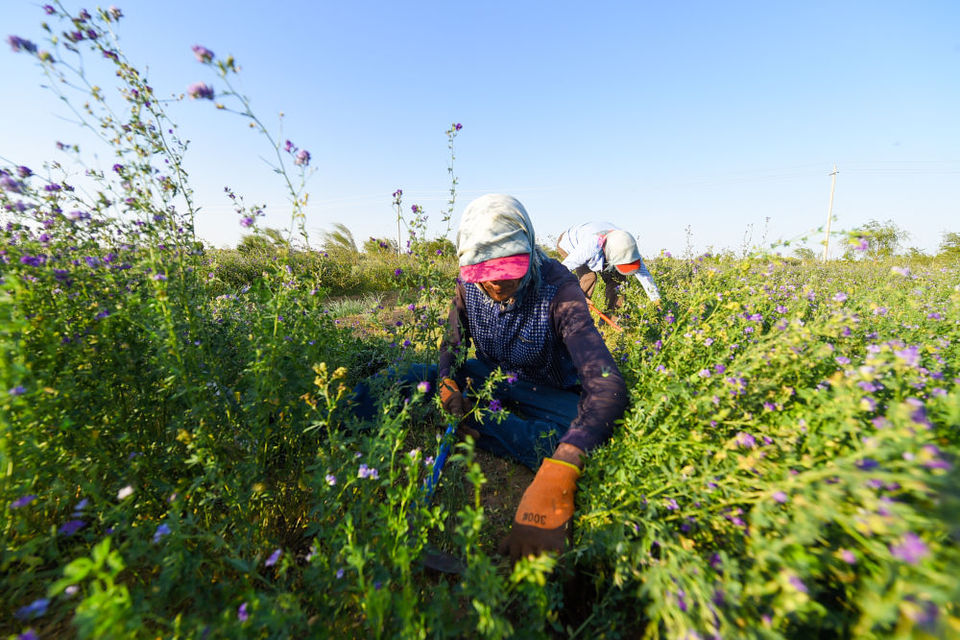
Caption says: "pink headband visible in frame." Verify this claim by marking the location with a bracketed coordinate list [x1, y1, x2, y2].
[459, 253, 530, 283]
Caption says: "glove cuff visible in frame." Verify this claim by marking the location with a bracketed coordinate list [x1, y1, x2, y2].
[543, 457, 582, 478]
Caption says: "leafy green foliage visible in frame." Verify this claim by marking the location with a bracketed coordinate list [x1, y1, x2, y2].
[2, 6, 958, 640]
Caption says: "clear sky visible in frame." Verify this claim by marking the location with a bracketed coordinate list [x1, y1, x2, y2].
[4, 1, 959, 257]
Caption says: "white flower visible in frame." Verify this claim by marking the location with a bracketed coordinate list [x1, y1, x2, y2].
[117, 485, 134, 500]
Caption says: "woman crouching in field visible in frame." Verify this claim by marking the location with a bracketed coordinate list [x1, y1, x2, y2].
[354, 194, 627, 560]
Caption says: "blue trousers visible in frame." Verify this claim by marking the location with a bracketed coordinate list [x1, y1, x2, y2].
[351, 359, 580, 470]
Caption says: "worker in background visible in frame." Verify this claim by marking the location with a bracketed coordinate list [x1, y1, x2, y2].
[556, 222, 660, 319]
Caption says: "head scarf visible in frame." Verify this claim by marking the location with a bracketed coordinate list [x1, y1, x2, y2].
[457, 194, 546, 301]
[603, 229, 642, 267]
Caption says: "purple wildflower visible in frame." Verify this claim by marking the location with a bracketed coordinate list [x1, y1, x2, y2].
[666, 498, 679, 511]
[15, 598, 49, 620]
[187, 82, 214, 100]
[294, 149, 311, 167]
[735, 432, 756, 449]
[839, 548, 856, 564]
[788, 575, 808, 594]
[59, 519, 86, 535]
[833, 292, 848, 303]
[454, 123, 462, 131]
[325, 474, 336, 486]
[19, 630, 39, 640]
[152, 523, 171, 543]
[772, 491, 788, 504]
[237, 602, 248, 622]
[505, 371, 518, 384]
[488, 399, 503, 412]
[191, 45, 214, 63]
[357, 464, 379, 479]
[43, 5, 55, 14]
[889, 533, 929, 564]
[7, 35, 38, 54]
[8, 385, 26, 396]
[394, 268, 403, 277]
[240, 216, 254, 227]
[10, 494, 36, 508]
[265, 548, 282, 567]
[416, 380, 431, 394]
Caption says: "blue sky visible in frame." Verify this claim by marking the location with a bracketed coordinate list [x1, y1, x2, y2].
[3, 1, 959, 256]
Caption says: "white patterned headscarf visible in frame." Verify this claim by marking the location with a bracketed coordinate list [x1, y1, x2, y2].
[457, 194, 546, 298]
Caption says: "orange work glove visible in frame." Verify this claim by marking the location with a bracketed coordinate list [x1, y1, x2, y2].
[439, 378, 471, 417]
[438, 378, 479, 438]
[498, 458, 580, 562]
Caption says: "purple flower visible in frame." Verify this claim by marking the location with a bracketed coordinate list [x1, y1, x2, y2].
[15, 598, 49, 620]
[59, 519, 86, 536]
[839, 548, 856, 564]
[454, 123, 462, 131]
[152, 523, 171, 543]
[294, 149, 311, 167]
[394, 268, 403, 277]
[187, 82, 214, 100]
[735, 432, 756, 449]
[237, 602, 249, 622]
[505, 371, 518, 384]
[19, 630, 39, 640]
[357, 464, 379, 479]
[284, 140, 296, 153]
[856, 458, 879, 471]
[416, 380, 431, 394]
[698, 368, 711, 378]
[788, 575, 808, 594]
[890, 533, 929, 564]
[7, 35, 38, 54]
[325, 474, 336, 486]
[8, 385, 26, 396]
[43, 4, 55, 14]
[488, 399, 502, 413]
[240, 216, 254, 227]
[772, 491, 788, 504]
[666, 498, 679, 511]
[833, 292, 848, 303]
[11, 494, 37, 508]
[108, 6, 123, 19]
[191, 45, 214, 63]
[265, 548, 282, 567]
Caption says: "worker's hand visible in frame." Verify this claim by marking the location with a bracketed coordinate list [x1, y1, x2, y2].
[498, 458, 580, 562]
[438, 378, 468, 416]
[438, 378, 479, 437]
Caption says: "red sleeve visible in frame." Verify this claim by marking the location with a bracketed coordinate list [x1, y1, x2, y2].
[551, 280, 628, 452]
[438, 281, 470, 380]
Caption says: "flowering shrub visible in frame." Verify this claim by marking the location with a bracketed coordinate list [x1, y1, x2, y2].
[2, 5, 958, 640]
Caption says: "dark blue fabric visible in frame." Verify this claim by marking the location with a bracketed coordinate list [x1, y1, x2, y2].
[461, 281, 579, 390]
[350, 359, 580, 470]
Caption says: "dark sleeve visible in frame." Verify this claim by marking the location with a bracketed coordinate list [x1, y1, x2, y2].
[551, 280, 628, 452]
[438, 281, 471, 380]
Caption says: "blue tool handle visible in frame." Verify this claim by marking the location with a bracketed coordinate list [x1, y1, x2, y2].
[422, 423, 456, 502]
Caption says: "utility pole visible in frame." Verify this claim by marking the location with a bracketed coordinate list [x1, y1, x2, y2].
[821, 164, 839, 261]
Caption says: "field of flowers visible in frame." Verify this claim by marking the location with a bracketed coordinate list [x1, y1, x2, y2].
[3, 5, 959, 639]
